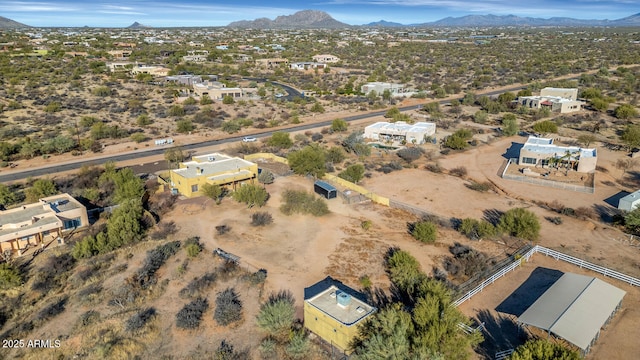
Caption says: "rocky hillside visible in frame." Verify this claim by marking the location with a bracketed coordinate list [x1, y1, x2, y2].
[228, 10, 349, 29]
[0, 16, 30, 29]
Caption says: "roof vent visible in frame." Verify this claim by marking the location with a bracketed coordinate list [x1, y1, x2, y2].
[329, 291, 336, 298]
[336, 291, 351, 307]
[356, 306, 365, 314]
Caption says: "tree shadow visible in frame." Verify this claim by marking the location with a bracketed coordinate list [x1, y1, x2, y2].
[616, 170, 640, 189]
[593, 204, 623, 223]
[362, 286, 391, 309]
[474, 309, 531, 359]
[495, 267, 563, 316]
[502, 142, 524, 160]
[483, 209, 504, 226]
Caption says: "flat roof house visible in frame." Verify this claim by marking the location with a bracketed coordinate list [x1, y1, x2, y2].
[304, 277, 376, 354]
[361, 82, 409, 97]
[364, 121, 436, 145]
[312, 54, 340, 63]
[517, 88, 583, 114]
[518, 136, 597, 173]
[0, 194, 89, 257]
[168, 153, 258, 198]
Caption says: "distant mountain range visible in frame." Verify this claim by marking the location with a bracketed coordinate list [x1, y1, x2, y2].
[228, 10, 349, 29]
[229, 10, 640, 28]
[0, 16, 30, 29]
[1, 10, 639, 29]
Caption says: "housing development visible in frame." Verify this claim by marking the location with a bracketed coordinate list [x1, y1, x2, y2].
[0, 8, 639, 360]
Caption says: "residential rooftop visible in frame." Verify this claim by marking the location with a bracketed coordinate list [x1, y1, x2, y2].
[366, 121, 436, 134]
[0, 195, 81, 227]
[305, 285, 376, 326]
[173, 154, 255, 179]
[523, 136, 596, 159]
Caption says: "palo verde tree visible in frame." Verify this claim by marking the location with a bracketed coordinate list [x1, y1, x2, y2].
[287, 144, 326, 178]
[338, 164, 365, 184]
[620, 124, 640, 151]
[231, 184, 269, 208]
[497, 208, 541, 241]
[509, 339, 580, 360]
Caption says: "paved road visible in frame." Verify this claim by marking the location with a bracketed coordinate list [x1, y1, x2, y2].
[0, 81, 538, 183]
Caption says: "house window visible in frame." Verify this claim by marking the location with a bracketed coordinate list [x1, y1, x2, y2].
[191, 184, 198, 192]
[522, 157, 537, 165]
[63, 218, 81, 229]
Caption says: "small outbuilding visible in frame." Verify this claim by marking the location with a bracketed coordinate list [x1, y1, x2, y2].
[618, 190, 640, 211]
[314, 180, 337, 199]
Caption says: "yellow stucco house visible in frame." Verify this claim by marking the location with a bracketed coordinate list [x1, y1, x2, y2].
[0, 194, 89, 257]
[168, 153, 258, 198]
[304, 277, 376, 355]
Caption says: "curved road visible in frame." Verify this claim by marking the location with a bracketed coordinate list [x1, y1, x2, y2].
[0, 82, 533, 183]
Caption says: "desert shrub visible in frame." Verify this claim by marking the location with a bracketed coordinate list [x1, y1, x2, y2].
[443, 243, 493, 279]
[361, 220, 372, 230]
[179, 272, 217, 298]
[359, 275, 372, 289]
[184, 236, 203, 258]
[546, 216, 563, 225]
[77, 283, 103, 303]
[78, 310, 100, 328]
[458, 218, 496, 240]
[176, 297, 208, 329]
[259, 337, 278, 359]
[248, 269, 269, 287]
[510, 339, 580, 360]
[258, 170, 275, 184]
[311, 133, 323, 142]
[35, 297, 68, 325]
[267, 131, 293, 149]
[126, 307, 157, 333]
[561, 207, 575, 216]
[397, 147, 424, 163]
[338, 164, 365, 183]
[256, 290, 296, 340]
[425, 163, 442, 173]
[547, 200, 566, 213]
[214, 340, 250, 360]
[218, 260, 241, 281]
[286, 330, 311, 359]
[0, 263, 22, 290]
[133, 241, 181, 289]
[216, 224, 231, 235]
[498, 208, 541, 241]
[466, 181, 492, 192]
[377, 161, 404, 173]
[449, 166, 467, 177]
[214, 288, 243, 326]
[410, 220, 438, 243]
[280, 189, 329, 216]
[251, 211, 273, 226]
[574, 206, 596, 220]
[150, 221, 178, 240]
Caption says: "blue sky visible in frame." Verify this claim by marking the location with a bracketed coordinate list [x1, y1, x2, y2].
[0, 0, 636, 27]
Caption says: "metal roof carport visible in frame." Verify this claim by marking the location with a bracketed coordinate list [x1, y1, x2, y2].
[517, 273, 626, 352]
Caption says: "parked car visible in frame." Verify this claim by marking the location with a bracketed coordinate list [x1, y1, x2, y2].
[242, 136, 257, 142]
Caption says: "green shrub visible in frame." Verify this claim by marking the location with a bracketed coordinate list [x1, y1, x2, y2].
[498, 208, 541, 241]
[280, 190, 329, 216]
[0, 263, 22, 289]
[411, 220, 438, 243]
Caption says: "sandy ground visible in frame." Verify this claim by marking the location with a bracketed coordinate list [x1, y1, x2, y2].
[363, 135, 640, 278]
